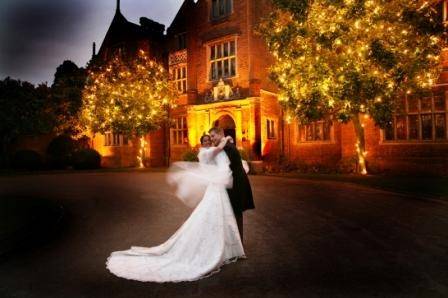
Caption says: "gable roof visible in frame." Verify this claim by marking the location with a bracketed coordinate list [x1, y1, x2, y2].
[97, 10, 146, 56]
[167, 0, 196, 35]
[97, 5, 166, 58]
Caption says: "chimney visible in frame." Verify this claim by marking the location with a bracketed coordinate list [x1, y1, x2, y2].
[92, 42, 96, 58]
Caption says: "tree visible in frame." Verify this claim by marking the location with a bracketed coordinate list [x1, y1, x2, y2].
[51, 60, 87, 136]
[0, 78, 54, 167]
[81, 50, 177, 167]
[259, 0, 446, 174]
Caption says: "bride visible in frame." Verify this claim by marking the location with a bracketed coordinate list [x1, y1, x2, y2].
[106, 134, 246, 282]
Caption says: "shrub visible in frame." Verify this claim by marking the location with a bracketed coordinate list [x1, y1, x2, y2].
[46, 135, 77, 169]
[75, 135, 91, 150]
[278, 155, 298, 172]
[182, 149, 199, 162]
[72, 148, 101, 170]
[337, 156, 358, 174]
[11, 150, 43, 170]
[238, 149, 251, 161]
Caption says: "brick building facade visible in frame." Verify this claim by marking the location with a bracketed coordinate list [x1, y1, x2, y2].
[87, 0, 448, 175]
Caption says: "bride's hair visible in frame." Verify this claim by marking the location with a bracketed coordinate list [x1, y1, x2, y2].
[208, 127, 224, 135]
[200, 134, 210, 144]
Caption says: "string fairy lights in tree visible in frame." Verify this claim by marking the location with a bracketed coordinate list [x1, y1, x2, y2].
[259, 0, 446, 174]
[81, 50, 178, 167]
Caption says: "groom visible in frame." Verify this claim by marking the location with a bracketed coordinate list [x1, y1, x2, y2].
[209, 127, 255, 243]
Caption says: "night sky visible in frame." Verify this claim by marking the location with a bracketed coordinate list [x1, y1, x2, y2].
[0, 0, 183, 85]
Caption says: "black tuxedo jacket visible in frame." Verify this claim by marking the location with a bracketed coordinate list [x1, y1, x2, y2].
[223, 143, 255, 214]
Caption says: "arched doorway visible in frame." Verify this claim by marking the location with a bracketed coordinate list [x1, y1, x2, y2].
[214, 115, 236, 144]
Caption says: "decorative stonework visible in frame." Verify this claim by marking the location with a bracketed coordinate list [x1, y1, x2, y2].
[204, 78, 242, 102]
[169, 49, 187, 66]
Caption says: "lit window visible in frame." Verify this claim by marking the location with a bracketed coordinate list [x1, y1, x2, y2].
[384, 92, 448, 142]
[104, 133, 129, 147]
[110, 42, 126, 59]
[209, 40, 236, 81]
[298, 120, 332, 142]
[267, 119, 276, 139]
[211, 0, 232, 20]
[172, 116, 188, 145]
[171, 65, 187, 94]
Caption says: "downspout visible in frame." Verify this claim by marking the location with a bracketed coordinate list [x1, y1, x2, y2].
[280, 106, 285, 158]
[166, 107, 171, 166]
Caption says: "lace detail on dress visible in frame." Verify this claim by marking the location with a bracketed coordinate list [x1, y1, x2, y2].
[105, 151, 245, 283]
[198, 147, 215, 165]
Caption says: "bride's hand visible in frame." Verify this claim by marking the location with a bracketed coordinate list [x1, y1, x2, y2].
[226, 136, 234, 143]
[212, 136, 231, 157]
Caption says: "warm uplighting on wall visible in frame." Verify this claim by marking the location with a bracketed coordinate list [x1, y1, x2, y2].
[186, 99, 255, 149]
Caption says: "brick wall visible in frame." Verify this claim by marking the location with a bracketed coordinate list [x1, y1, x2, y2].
[362, 117, 448, 175]
[148, 127, 168, 167]
[288, 121, 342, 169]
[250, 0, 277, 94]
[11, 133, 57, 156]
[191, 0, 251, 96]
[91, 133, 139, 168]
[90, 0, 448, 175]
[169, 105, 189, 162]
[167, 0, 276, 100]
[260, 91, 281, 161]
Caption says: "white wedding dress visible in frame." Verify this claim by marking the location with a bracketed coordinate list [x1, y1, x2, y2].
[106, 148, 246, 282]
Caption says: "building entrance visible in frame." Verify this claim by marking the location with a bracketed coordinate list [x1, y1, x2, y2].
[214, 115, 236, 144]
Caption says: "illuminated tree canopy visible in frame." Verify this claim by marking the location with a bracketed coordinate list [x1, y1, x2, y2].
[81, 50, 177, 138]
[259, 0, 446, 173]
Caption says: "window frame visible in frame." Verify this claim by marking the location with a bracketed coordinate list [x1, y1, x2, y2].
[171, 116, 189, 146]
[206, 37, 238, 82]
[110, 42, 126, 59]
[104, 132, 129, 147]
[175, 32, 187, 51]
[381, 91, 448, 143]
[171, 64, 188, 94]
[266, 119, 276, 139]
[210, 0, 233, 21]
[297, 120, 333, 143]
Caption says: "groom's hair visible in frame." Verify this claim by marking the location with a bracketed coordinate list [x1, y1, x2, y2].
[208, 127, 224, 135]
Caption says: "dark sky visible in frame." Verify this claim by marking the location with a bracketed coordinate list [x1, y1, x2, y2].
[0, 0, 183, 85]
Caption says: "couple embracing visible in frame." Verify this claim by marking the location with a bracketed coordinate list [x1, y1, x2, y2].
[106, 127, 255, 282]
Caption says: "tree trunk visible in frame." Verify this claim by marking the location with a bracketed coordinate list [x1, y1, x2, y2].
[352, 113, 368, 175]
[138, 135, 146, 168]
[165, 108, 171, 167]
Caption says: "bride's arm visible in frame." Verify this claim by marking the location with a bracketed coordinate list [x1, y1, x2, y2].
[210, 136, 232, 158]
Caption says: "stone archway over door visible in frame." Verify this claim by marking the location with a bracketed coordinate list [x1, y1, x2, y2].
[214, 115, 236, 145]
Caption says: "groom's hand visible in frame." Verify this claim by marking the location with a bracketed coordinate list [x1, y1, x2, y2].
[219, 137, 227, 144]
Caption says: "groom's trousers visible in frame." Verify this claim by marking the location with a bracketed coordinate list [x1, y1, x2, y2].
[235, 212, 243, 243]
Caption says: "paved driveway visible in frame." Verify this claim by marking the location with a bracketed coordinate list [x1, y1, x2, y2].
[0, 171, 447, 297]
